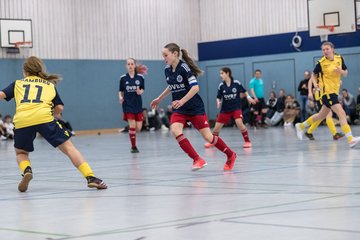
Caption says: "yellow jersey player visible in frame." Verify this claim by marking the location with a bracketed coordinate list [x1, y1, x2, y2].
[304, 72, 344, 140]
[295, 42, 360, 148]
[0, 56, 107, 192]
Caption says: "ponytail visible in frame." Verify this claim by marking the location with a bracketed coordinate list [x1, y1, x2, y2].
[164, 43, 203, 77]
[180, 49, 203, 77]
[24, 56, 62, 84]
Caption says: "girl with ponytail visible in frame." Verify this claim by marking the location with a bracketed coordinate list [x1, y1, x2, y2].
[151, 43, 237, 171]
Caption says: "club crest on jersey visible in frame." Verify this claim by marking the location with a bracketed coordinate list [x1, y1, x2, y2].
[232, 88, 237, 93]
[177, 75, 183, 83]
[135, 80, 140, 85]
[125, 81, 129, 84]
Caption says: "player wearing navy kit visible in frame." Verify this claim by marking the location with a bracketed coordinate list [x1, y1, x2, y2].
[204, 67, 255, 149]
[119, 58, 147, 153]
[151, 43, 237, 171]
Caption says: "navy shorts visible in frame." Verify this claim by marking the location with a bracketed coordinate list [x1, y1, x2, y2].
[321, 93, 339, 108]
[14, 120, 72, 152]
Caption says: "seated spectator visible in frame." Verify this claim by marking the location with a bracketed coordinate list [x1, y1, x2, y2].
[266, 89, 286, 126]
[340, 89, 357, 124]
[306, 88, 319, 116]
[158, 108, 170, 129]
[240, 92, 251, 124]
[283, 95, 300, 127]
[3, 115, 14, 139]
[265, 91, 277, 122]
[0, 114, 6, 140]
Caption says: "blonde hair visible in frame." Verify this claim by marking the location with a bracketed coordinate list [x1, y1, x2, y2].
[164, 43, 202, 77]
[23, 56, 62, 84]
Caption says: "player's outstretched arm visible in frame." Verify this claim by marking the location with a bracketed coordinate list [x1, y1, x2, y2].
[150, 87, 171, 109]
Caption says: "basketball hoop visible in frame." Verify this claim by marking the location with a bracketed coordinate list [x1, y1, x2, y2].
[6, 41, 32, 56]
[316, 25, 335, 32]
[316, 26, 334, 42]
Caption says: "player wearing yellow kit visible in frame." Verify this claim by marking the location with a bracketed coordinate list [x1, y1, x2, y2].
[0, 56, 107, 192]
[295, 42, 359, 148]
[304, 71, 344, 140]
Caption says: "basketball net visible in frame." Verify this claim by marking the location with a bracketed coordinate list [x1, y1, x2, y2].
[320, 34, 328, 42]
[316, 25, 334, 42]
[15, 41, 32, 58]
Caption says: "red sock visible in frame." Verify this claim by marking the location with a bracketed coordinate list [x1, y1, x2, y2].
[241, 129, 250, 142]
[211, 135, 233, 158]
[129, 128, 136, 148]
[176, 134, 200, 160]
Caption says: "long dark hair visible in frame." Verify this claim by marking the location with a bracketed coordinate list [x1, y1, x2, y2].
[220, 67, 234, 81]
[164, 43, 202, 77]
[23, 56, 62, 84]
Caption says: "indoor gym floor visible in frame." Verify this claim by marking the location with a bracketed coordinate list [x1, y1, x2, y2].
[1, 126, 360, 240]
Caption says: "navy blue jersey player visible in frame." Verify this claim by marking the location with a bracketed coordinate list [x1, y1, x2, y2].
[119, 58, 147, 153]
[151, 43, 237, 171]
[204, 67, 255, 149]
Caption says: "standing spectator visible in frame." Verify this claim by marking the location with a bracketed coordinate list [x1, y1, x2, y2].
[267, 89, 286, 126]
[298, 70, 311, 121]
[158, 108, 170, 129]
[249, 69, 267, 127]
[340, 89, 357, 124]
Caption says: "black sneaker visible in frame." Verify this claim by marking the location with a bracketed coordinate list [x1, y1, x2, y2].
[18, 166, 33, 192]
[305, 132, 315, 140]
[131, 147, 139, 153]
[86, 176, 107, 189]
[333, 132, 345, 140]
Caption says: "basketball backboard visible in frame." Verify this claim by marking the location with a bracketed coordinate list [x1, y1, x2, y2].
[307, 0, 356, 37]
[0, 19, 33, 48]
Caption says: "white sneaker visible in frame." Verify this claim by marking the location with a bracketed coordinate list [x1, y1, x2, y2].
[349, 136, 360, 148]
[295, 123, 304, 140]
[161, 125, 168, 130]
[0, 135, 7, 140]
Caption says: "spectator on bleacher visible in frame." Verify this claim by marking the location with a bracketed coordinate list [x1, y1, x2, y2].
[3, 115, 14, 139]
[0, 113, 6, 139]
[306, 88, 319, 116]
[267, 89, 286, 126]
[240, 92, 251, 124]
[297, 70, 311, 121]
[340, 89, 357, 124]
[283, 95, 300, 127]
[265, 91, 277, 120]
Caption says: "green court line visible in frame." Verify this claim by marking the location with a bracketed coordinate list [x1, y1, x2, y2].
[0, 227, 70, 237]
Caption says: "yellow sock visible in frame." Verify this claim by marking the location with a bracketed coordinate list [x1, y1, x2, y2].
[78, 162, 95, 178]
[307, 120, 321, 134]
[300, 116, 314, 130]
[341, 124, 353, 142]
[19, 160, 31, 174]
[326, 117, 336, 136]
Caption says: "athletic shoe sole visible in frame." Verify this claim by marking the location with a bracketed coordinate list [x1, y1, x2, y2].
[18, 172, 33, 192]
